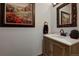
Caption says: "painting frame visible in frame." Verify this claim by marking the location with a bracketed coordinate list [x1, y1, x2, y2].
[0, 3, 35, 27]
[61, 11, 70, 25]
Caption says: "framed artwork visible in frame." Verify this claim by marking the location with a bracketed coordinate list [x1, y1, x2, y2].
[61, 11, 70, 25]
[0, 3, 35, 27]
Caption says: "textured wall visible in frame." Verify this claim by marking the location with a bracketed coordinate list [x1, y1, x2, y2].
[0, 3, 52, 56]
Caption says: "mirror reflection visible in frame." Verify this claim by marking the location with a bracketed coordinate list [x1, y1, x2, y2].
[59, 4, 71, 25]
[57, 3, 77, 27]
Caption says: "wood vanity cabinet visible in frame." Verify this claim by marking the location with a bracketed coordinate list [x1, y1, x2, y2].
[42, 36, 79, 56]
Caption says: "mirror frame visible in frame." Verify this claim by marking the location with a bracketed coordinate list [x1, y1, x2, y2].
[57, 3, 77, 27]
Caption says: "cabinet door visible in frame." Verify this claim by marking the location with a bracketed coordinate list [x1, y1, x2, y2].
[43, 37, 69, 56]
[52, 41, 65, 56]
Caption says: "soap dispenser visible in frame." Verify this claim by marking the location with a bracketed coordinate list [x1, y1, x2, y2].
[43, 21, 48, 34]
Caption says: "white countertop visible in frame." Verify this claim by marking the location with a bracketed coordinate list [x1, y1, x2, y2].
[44, 34, 79, 46]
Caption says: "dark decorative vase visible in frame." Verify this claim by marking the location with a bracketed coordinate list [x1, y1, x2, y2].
[70, 30, 79, 39]
[43, 21, 48, 34]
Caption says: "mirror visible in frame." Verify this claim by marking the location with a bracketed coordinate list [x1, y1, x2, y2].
[57, 3, 77, 27]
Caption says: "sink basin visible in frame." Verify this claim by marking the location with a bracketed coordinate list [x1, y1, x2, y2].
[49, 34, 66, 39]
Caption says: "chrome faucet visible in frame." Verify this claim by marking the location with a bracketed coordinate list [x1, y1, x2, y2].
[60, 29, 66, 36]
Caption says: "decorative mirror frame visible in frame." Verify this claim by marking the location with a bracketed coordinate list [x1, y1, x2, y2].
[57, 3, 77, 27]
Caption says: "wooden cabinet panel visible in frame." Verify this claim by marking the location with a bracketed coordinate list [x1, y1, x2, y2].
[43, 36, 79, 56]
[43, 37, 67, 56]
[53, 42, 65, 56]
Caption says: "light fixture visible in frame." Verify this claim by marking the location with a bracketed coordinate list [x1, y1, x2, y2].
[52, 3, 59, 7]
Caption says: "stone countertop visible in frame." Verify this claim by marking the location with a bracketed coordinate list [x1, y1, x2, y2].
[44, 34, 79, 46]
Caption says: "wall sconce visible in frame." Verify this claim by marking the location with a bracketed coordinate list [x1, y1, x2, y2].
[52, 3, 59, 7]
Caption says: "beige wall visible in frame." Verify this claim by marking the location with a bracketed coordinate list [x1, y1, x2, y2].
[0, 3, 52, 56]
